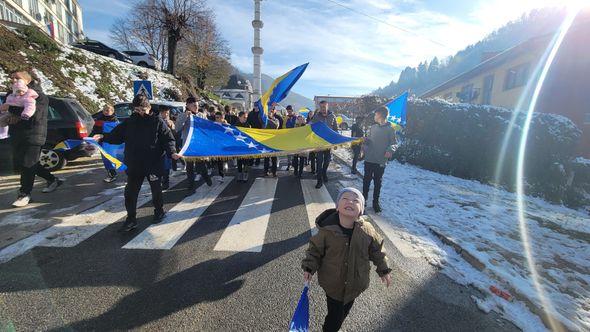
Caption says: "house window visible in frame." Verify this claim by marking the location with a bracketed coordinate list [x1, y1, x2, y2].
[28, 0, 39, 16]
[56, 2, 63, 21]
[504, 63, 530, 90]
[458, 84, 474, 103]
[482, 74, 494, 105]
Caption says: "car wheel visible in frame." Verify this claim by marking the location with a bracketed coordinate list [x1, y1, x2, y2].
[39, 149, 66, 171]
[138, 61, 148, 67]
[107, 53, 117, 59]
[340, 123, 349, 130]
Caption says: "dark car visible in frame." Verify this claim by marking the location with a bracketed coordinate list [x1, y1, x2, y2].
[0, 93, 95, 172]
[72, 39, 133, 64]
[111, 101, 186, 121]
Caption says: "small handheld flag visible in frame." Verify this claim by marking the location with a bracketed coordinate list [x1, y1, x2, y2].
[385, 91, 408, 131]
[289, 283, 309, 332]
[255, 63, 309, 127]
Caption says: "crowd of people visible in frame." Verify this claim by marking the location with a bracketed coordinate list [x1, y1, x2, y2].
[1, 69, 396, 332]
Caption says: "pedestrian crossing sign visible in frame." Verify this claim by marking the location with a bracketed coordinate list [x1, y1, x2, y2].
[133, 80, 153, 100]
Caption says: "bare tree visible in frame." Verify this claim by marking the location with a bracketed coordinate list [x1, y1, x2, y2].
[177, 14, 232, 89]
[150, 0, 208, 75]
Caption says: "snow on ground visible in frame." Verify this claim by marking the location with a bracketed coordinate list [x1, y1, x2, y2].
[332, 146, 589, 332]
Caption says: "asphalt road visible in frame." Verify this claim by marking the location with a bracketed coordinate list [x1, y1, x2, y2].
[0, 158, 520, 331]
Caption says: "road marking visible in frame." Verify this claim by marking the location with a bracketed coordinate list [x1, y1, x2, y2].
[214, 178, 277, 252]
[301, 179, 334, 235]
[0, 175, 185, 263]
[123, 177, 233, 250]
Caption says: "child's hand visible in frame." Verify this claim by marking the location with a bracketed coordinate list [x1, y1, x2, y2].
[303, 272, 313, 282]
[381, 273, 391, 287]
[92, 134, 103, 142]
[171, 153, 182, 160]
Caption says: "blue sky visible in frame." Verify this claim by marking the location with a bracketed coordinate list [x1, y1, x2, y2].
[79, 0, 567, 99]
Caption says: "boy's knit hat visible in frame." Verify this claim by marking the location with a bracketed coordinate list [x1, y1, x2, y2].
[336, 187, 365, 216]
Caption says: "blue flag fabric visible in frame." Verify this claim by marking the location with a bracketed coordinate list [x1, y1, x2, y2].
[289, 285, 309, 332]
[255, 63, 309, 127]
[385, 91, 408, 128]
[179, 116, 361, 160]
[101, 122, 126, 171]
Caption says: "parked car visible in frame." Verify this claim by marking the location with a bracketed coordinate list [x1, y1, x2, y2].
[111, 100, 186, 121]
[0, 92, 96, 171]
[72, 39, 133, 64]
[336, 114, 354, 130]
[122, 51, 158, 69]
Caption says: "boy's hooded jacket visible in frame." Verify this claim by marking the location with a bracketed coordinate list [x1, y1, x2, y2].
[301, 209, 391, 304]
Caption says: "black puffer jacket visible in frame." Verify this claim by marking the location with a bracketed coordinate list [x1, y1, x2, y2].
[8, 82, 48, 146]
[102, 113, 176, 175]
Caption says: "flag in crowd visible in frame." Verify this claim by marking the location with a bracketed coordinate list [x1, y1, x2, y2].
[179, 116, 361, 160]
[288, 284, 309, 332]
[255, 63, 309, 127]
[385, 91, 408, 131]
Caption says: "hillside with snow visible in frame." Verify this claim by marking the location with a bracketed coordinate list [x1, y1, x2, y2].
[0, 25, 193, 113]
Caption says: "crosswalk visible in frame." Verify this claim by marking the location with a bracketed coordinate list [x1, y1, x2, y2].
[0, 170, 336, 263]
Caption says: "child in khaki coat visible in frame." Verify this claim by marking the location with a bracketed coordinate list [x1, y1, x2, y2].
[302, 187, 392, 332]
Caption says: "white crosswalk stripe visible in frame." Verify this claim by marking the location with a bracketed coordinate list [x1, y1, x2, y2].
[213, 177, 278, 253]
[300, 179, 334, 235]
[123, 177, 233, 250]
[0, 174, 185, 263]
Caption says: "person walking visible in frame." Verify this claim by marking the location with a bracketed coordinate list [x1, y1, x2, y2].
[93, 94, 180, 231]
[235, 111, 251, 182]
[159, 107, 175, 190]
[310, 101, 338, 188]
[306, 109, 316, 171]
[213, 111, 228, 182]
[302, 187, 391, 332]
[362, 106, 396, 213]
[263, 107, 281, 177]
[179, 97, 212, 193]
[284, 105, 297, 171]
[5, 71, 63, 207]
[91, 104, 119, 183]
[247, 107, 264, 166]
[350, 116, 365, 175]
[292, 114, 308, 178]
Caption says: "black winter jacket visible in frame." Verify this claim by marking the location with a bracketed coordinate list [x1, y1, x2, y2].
[8, 82, 48, 146]
[102, 113, 176, 175]
[91, 112, 118, 135]
[246, 110, 264, 129]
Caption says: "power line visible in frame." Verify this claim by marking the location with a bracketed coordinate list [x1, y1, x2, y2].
[324, 0, 447, 48]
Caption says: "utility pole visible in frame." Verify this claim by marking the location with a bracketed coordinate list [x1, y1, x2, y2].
[252, 0, 264, 102]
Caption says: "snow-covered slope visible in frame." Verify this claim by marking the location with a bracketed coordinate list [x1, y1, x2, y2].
[0, 25, 189, 113]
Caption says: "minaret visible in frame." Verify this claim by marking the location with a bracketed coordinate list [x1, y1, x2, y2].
[252, 0, 264, 103]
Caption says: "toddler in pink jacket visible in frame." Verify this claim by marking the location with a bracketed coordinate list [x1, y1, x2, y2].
[0, 76, 38, 126]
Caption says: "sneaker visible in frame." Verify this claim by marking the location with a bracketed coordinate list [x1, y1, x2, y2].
[153, 210, 166, 224]
[12, 193, 31, 207]
[42, 178, 64, 193]
[162, 181, 170, 190]
[218, 175, 225, 183]
[315, 181, 323, 189]
[103, 174, 117, 183]
[373, 202, 382, 213]
[118, 217, 138, 232]
[272, 173, 277, 178]
[243, 172, 249, 182]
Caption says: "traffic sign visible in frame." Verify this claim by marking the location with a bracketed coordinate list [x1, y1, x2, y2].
[133, 80, 153, 100]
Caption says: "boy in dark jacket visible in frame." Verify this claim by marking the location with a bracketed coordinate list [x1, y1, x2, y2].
[91, 104, 119, 183]
[93, 94, 179, 232]
[235, 111, 251, 182]
[302, 187, 391, 332]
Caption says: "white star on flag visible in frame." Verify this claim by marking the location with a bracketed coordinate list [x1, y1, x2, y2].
[224, 127, 234, 134]
[246, 142, 257, 149]
[235, 133, 247, 142]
